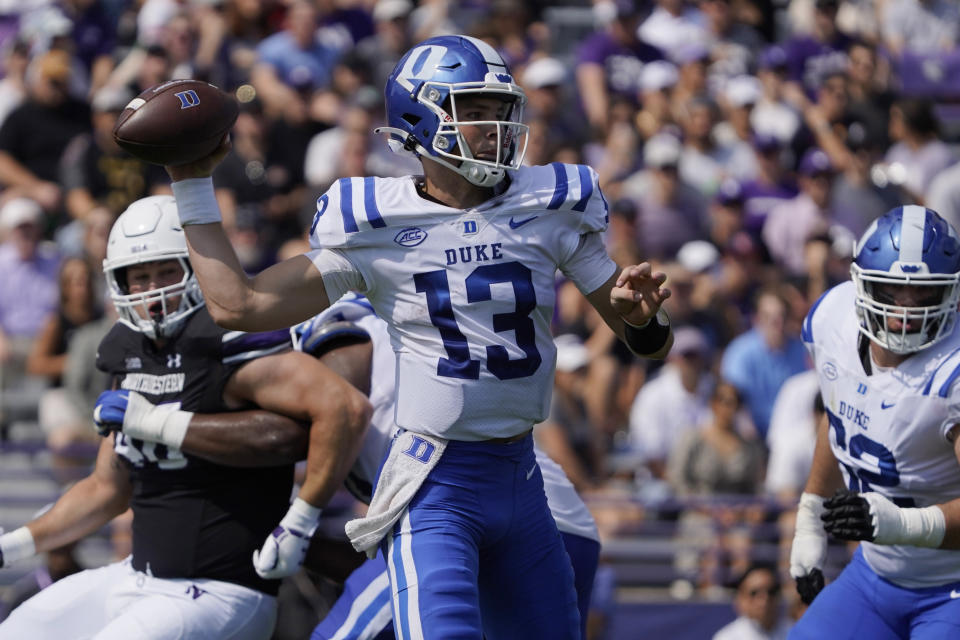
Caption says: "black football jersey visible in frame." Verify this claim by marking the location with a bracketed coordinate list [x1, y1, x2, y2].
[96, 307, 295, 595]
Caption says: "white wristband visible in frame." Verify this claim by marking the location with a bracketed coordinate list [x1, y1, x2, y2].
[877, 502, 945, 548]
[171, 177, 221, 225]
[282, 498, 322, 536]
[0, 526, 36, 565]
[123, 391, 193, 449]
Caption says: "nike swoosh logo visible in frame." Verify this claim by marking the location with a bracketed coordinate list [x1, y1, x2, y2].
[881, 401, 895, 409]
[951, 589, 960, 599]
[509, 215, 538, 229]
[525, 464, 537, 480]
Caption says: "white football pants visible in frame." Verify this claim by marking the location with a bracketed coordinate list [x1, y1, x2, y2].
[0, 558, 276, 639]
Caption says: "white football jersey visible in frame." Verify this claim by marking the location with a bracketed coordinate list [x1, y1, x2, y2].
[333, 304, 599, 542]
[307, 164, 615, 441]
[803, 281, 960, 587]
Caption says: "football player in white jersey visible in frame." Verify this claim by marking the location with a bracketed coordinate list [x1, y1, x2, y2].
[290, 295, 601, 640]
[790, 205, 960, 639]
[165, 35, 672, 637]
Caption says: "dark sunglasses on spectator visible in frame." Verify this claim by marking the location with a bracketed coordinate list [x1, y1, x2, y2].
[747, 586, 780, 597]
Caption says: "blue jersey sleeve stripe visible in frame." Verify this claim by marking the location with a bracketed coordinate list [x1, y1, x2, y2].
[922, 346, 960, 395]
[938, 361, 960, 397]
[547, 163, 568, 210]
[802, 289, 830, 343]
[572, 165, 593, 212]
[340, 178, 359, 233]
[363, 177, 386, 228]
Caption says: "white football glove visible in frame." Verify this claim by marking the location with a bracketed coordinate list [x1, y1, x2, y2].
[253, 498, 321, 579]
[790, 492, 828, 604]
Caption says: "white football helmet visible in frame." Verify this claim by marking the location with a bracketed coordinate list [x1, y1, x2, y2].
[103, 196, 204, 339]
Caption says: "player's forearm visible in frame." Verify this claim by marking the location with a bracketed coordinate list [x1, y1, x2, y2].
[26, 473, 129, 554]
[297, 391, 371, 508]
[803, 413, 843, 497]
[181, 411, 308, 467]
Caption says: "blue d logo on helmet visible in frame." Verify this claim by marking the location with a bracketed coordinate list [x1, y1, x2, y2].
[851, 205, 960, 353]
[376, 35, 529, 188]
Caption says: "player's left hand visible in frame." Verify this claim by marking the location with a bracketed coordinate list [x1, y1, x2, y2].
[253, 498, 321, 579]
[610, 263, 671, 327]
[823, 490, 946, 547]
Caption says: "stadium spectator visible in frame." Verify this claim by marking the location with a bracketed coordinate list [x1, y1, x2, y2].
[0, 49, 91, 213]
[881, 0, 960, 55]
[575, 0, 662, 137]
[634, 60, 679, 141]
[764, 371, 821, 502]
[251, 0, 340, 125]
[631, 326, 714, 482]
[720, 285, 809, 441]
[639, 0, 709, 61]
[762, 148, 844, 278]
[0, 197, 60, 388]
[678, 96, 742, 197]
[667, 380, 763, 497]
[621, 132, 709, 260]
[751, 45, 801, 145]
[782, 0, 852, 99]
[353, 0, 415, 93]
[0, 38, 29, 130]
[712, 563, 792, 640]
[926, 160, 960, 232]
[59, 84, 168, 225]
[27, 257, 103, 478]
[738, 134, 798, 233]
[883, 97, 956, 204]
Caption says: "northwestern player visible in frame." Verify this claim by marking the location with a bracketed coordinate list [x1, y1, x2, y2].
[166, 35, 672, 637]
[288, 295, 601, 640]
[0, 196, 370, 639]
[790, 205, 960, 639]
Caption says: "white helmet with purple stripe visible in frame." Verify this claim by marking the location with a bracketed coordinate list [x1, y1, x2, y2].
[851, 205, 960, 353]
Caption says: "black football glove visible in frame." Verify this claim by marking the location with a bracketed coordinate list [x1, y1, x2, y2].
[822, 488, 875, 542]
[795, 567, 824, 605]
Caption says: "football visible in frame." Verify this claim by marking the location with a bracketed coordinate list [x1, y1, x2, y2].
[112, 79, 239, 166]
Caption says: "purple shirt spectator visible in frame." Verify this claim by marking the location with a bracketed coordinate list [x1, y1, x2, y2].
[576, 31, 663, 102]
[784, 32, 852, 96]
[0, 199, 59, 338]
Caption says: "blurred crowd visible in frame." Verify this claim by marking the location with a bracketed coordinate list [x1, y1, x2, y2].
[1, 0, 959, 636]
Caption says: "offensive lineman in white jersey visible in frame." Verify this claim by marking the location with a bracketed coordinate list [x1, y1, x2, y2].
[790, 206, 960, 639]
[166, 34, 672, 638]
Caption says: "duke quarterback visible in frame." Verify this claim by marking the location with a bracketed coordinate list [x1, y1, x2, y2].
[0, 196, 369, 639]
[166, 35, 672, 638]
[283, 295, 602, 640]
[790, 206, 960, 639]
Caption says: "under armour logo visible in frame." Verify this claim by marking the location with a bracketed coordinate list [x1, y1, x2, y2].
[402, 436, 435, 464]
[174, 89, 200, 109]
[167, 353, 182, 368]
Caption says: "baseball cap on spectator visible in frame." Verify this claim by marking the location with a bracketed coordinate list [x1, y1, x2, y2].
[639, 61, 678, 93]
[644, 133, 681, 168]
[37, 49, 71, 82]
[372, 0, 413, 22]
[670, 43, 710, 66]
[752, 133, 782, 153]
[798, 148, 834, 176]
[0, 198, 44, 229]
[724, 75, 761, 108]
[522, 57, 566, 90]
[92, 85, 133, 113]
[758, 45, 787, 71]
[715, 178, 744, 206]
[555, 334, 590, 372]
[677, 240, 720, 273]
[669, 326, 710, 359]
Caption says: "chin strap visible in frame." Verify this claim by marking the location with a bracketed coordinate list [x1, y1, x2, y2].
[374, 127, 506, 188]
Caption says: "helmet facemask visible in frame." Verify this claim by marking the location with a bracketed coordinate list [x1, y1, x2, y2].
[851, 264, 960, 354]
[107, 256, 203, 341]
[419, 83, 528, 187]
